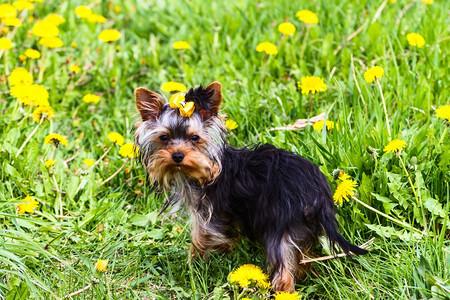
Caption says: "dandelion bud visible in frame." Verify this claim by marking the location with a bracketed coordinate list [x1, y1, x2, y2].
[94, 259, 108, 278]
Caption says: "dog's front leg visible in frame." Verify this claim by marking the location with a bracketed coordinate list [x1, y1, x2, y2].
[188, 211, 234, 263]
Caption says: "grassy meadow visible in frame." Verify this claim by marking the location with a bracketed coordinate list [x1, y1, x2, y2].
[0, 0, 449, 299]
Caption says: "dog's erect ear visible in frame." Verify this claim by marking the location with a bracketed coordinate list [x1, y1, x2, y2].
[135, 87, 164, 121]
[204, 81, 222, 115]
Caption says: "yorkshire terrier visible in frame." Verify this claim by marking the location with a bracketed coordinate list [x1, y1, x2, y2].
[133, 82, 368, 292]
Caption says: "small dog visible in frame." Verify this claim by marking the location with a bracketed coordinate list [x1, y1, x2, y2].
[133, 82, 367, 292]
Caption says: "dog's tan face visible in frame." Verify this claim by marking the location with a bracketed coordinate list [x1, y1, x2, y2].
[134, 82, 226, 187]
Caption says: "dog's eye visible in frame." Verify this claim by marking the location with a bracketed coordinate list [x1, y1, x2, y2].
[159, 135, 169, 142]
[191, 135, 200, 142]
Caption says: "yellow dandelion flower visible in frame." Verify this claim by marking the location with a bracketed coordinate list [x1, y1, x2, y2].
[173, 41, 191, 50]
[75, 5, 92, 18]
[70, 65, 81, 74]
[32, 20, 59, 38]
[2, 17, 22, 27]
[82, 94, 100, 103]
[228, 264, 270, 289]
[313, 120, 336, 131]
[119, 143, 139, 158]
[161, 81, 187, 92]
[0, 38, 13, 50]
[95, 259, 108, 273]
[19, 54, 26, 62]
[363, 66, 384, 83]
[44, 133, 68, 147]
[10, 84, 49, 107]
[32, 106, 54, 122]
[383, 139, 407, 153]
[0, 4, 17, 19]
[278, 22, 296, 35]
[2, 27, 9, 34]
[179, 101, 195, 117]
[98, 29, 121, 42]
[115, 45, 120, 51]
[297, 76, 327, 95]
[436, 105, 450, 122]
[169, 92, 186, 109]
[296, 10, 318, 24]
[274, 292, 302, 300]
[420, 0, 433, 4]
[44, 159, 56, 168]
[406, 33, 425, 48]
[388, 0, 396, 3]
[13, 0, 35, 11]
[17, 195, 38, 214]
[225, 119, 238, 130]
[39, 36, 63, 48]
[256, 42, 278, 55]
[84, 158, 95, 167]
[44, 14, 66, 26]
[108, 132, 124, 145]
[25, 48, 40, 59]
[333, 179, 357, 205]
[71, 41, 77, 47]
[88, 13, 106, 23]
[8, 67, 33, 86]
[114, 5, 120, 12]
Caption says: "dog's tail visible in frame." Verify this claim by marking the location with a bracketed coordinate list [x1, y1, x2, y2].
[318, 205, 368, 255]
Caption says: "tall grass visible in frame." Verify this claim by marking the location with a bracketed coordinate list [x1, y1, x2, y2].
[0, 0, 448, 299]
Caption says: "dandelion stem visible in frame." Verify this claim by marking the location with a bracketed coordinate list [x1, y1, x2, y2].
[438, 127, 448, 144]
[352, 196, 424, 234]
[16, 118, 44, 157]
[128, 157, 133, 181]
[308, 93, 313, 115]
[64, 149, 80, 164]
[50, 147, 56, 161]
[95, 145, 113, 166]
[300, 25, 310, 61]
[398, 155, 428, 233]
[277, 34, 286, 50]
[108, 43, 114, 69]
[100, 158, 129, 186]
[237, 288, 247, 300]
[38, 46, 46, 82]
[4, 51, 8, 75]
[51, 174, 64, 218]
[180, 49, 184, 70]
[375, 79, 391, 138]
[260, 53, 268, 89]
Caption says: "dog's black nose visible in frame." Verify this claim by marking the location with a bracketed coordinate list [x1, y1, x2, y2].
[172, 152, 184, 163]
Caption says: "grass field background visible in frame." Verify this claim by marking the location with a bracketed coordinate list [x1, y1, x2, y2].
[0, 0, 449, 299]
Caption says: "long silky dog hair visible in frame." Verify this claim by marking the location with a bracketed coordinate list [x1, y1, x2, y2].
[133, 82, 367, 292]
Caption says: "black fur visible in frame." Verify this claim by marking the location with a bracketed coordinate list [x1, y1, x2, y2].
[199, 144, 367, 279]
[185, 85, 216, 115]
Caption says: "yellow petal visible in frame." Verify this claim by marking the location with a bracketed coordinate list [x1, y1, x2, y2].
[179, 101, 195, 117]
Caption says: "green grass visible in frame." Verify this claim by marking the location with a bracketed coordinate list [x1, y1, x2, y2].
[0, 0, 449, 299]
